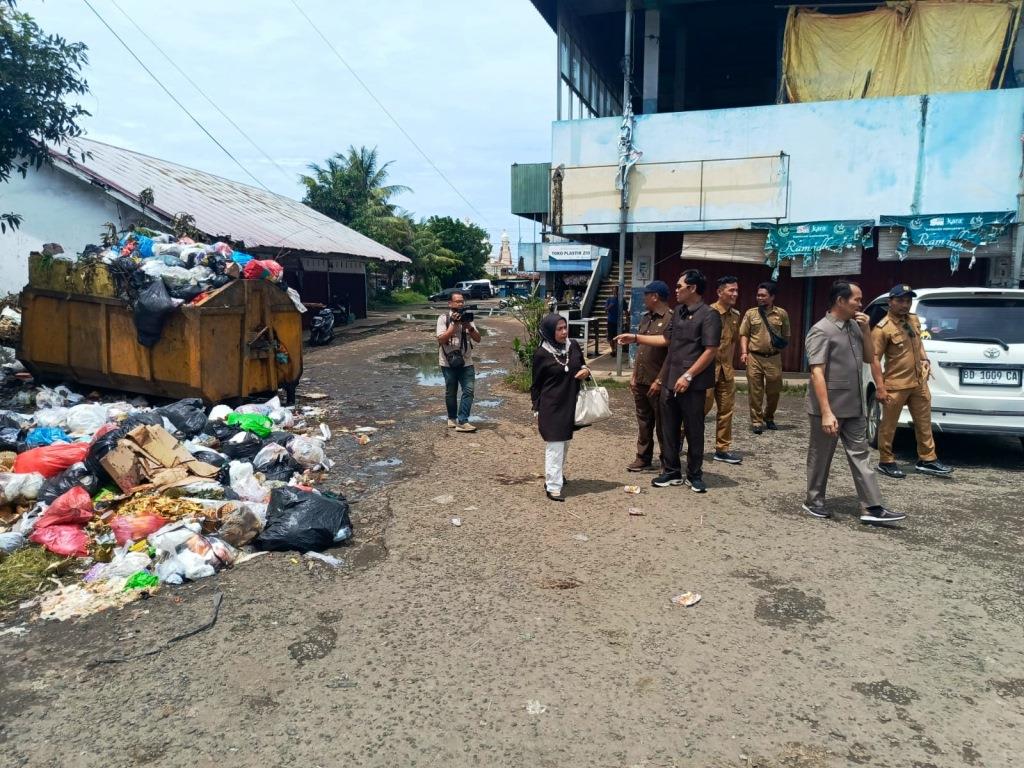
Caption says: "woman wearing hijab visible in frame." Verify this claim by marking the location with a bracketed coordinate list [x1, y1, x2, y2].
[531, 313, 591, 501]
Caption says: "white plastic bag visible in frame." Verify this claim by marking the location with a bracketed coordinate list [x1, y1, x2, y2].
[253, 443, 290, 470]
[208, 404, 233, 422]
[65, 404, 110, 435]
[34, 407, 69, 428]
[228, 461, 269, 502]
[268, 409, 295, 429]
[287, 436, 328, 469]
[149, 520, 202, 556]
[97, 550, 151, 580]
[0, 472, 45, 504]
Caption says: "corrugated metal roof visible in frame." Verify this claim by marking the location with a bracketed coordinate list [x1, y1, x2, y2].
[50, 138, 409, 263]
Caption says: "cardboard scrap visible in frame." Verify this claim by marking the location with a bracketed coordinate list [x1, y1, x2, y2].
[101, 425, 219, 494]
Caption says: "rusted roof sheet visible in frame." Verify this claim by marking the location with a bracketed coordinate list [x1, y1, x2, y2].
[51, 138, 409, 263]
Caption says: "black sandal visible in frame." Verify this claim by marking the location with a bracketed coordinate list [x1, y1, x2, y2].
[545, 490, 564, 502]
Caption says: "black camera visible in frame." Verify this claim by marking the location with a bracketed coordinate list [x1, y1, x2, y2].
[452, 310, 474, 323]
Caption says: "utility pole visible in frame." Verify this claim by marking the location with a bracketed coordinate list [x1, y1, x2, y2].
[616, 0, 634, 376]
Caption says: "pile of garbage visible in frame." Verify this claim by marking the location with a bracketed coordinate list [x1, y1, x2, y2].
[0, 384, 352, 621]
[34, 230, 304, 347]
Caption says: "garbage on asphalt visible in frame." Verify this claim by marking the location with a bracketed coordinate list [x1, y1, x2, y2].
[0, 381, 356, 621]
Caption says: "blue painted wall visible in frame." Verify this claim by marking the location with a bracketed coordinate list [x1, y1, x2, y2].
[551, 90, 1024, 234]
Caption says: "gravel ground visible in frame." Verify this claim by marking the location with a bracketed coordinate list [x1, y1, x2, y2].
[1, 314, 1022, 768]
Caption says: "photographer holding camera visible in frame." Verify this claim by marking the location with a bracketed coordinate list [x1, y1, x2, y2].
[437, 292, 482, 432]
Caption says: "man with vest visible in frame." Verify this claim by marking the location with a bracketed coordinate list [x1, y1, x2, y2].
[739, 281, 790, 434]
[704, 276, 742, 464]
[627, 281, 673, 472]
[872, 284, 953, 479]
[804, 280, 905, 525]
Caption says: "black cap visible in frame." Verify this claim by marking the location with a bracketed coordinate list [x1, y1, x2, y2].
[888, 284, 916, 298]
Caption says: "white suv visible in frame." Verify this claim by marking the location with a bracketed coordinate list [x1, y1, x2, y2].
[863, 287, 1024, 449]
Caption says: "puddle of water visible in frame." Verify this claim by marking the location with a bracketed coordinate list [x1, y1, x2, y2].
[416, 371, 445, 387]
[476, 368, 507, 379]
[432, 414, 486, 423]
[370, 458, 403, 468]
[475, 399, 503, 408]
[382, 350, 446, 387]
[402, 313, 440, 321]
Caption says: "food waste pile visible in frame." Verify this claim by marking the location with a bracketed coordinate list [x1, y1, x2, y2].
[0, 384, 354, 622]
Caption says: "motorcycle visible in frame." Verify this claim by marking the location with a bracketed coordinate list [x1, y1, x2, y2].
[308, 306, 336, 346]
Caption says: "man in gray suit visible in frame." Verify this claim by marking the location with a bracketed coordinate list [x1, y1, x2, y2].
[803, 280, 906, 526]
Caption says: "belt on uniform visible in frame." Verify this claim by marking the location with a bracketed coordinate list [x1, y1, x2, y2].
[751, 350, 780, 357]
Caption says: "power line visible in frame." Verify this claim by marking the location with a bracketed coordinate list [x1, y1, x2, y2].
[106, 0, 295, 186]
[288, 0, 493, 228]
[81, 0, 271, 192]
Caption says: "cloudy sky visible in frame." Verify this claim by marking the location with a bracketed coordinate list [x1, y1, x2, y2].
[21, 0, 555, 252]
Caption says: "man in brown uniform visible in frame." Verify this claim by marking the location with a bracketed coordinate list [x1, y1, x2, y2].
[739, 281, 790, 434]
[704, 276, 742, 464]
[627, 281, 672, 472]
[872, 284, 953, 479]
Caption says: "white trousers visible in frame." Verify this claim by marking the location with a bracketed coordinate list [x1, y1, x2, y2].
[545, 441, 568, 493]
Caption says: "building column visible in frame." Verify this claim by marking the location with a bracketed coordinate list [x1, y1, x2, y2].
[642, 10, 660, 114]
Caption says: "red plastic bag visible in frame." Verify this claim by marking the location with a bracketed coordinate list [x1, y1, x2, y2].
[110, 514, 169, 545]
[242, 259, 284, 282]
[30, 525, 90, 557]
[13, 443, 90, 478]
[91, 422, 120, 443]
[36, 486, 94, 528]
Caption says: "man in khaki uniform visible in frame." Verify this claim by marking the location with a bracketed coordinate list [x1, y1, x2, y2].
[627, 281, 672, 472]
[739, 281, 790, 434]
[872, 284, 953, 479]
[704, 276, 742, 464]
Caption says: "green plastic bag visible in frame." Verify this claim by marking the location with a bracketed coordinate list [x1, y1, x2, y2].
[124, 570, 160, 591]
[226, 413, 273, 438]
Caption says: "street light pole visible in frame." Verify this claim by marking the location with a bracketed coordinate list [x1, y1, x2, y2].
[616, 0, 634, 376]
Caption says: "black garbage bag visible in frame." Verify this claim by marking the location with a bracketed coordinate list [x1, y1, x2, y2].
[40, 462, 101, 504]
[219, 431, 263, 462]
[85, 426, 127, 481]
[157, 398, 207, 438]
[265, 431, 295, 447]
[121, 411, 164, 431]
[203, 419, 240, 443]
[190, 449, 227, 468]
[134, 278, 178, 348]
[254, 487, 352, 553]
[0, 427, 25, 453]
[0, 410, 28, 431]
[208, 274, 231, 289]
[166, 283, 205, 303]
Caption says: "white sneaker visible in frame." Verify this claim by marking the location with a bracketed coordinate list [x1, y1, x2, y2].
[455, 422, 477, 432]
[446, 419, 457, 428]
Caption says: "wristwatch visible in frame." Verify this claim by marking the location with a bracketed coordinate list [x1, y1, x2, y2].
[683, 372, 693, 382]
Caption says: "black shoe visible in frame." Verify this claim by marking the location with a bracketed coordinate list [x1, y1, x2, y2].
[561, 476, 568, 486]
[876, 462, 906, 479]
[752, 425, 764, 435]
[916, 460, 953, 476]
[685, 476, 707, 493]
[860, 506, 906, 525]
[545, 490, 564, 502]
[766, 421, 778, 431]
[713, 451, 742, 465]
[652, 471, 684, 488]
[801, 503, 831, 519]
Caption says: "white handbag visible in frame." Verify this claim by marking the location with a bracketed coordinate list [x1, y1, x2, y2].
[574, 377, 611, 426]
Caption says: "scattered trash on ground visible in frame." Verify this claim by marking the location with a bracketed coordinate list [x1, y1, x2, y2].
[628, 507, 645, 516]
[450, 517, 462, 527]
[540, 576, 582, 590]
[670, 592, 702, 608]
[572, 533, 589, 542]
[431, 494, 455, 505]
[623, 485, 642, 495]
[0, 382, 362, 622]
[526, 700, 548, 715]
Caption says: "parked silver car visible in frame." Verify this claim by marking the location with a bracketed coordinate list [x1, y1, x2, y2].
[863, 287, 1024, 449]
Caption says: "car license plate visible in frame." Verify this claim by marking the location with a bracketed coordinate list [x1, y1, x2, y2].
[959, 368, 1022, 387]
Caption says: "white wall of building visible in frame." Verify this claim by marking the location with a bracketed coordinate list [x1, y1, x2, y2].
[0, 165, 142, 296]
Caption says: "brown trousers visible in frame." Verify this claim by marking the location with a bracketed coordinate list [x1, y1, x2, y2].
[747, 353, 782, 426]
[877, 382, 937, 464]
[703, 375, 735, 452]
[633, 387, 667, 468]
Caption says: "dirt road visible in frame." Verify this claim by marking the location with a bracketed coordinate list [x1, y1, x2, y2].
[2, 313, 1022, 768]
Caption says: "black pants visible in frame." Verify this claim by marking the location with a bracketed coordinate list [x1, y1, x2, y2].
[661, 387, 706, 479]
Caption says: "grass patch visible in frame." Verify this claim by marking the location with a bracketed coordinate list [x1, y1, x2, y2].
[504, 367, 532, 393]
[735, 383, 807, 396]
[371, 289, 428, 308]
[595, 377, 630, 390]
[0, 546, 68, 608]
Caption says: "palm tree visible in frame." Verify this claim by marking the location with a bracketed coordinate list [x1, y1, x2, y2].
[300, 146, 410, 227]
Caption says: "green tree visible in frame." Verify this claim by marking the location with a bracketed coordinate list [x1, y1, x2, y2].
[0, 1, 90, 232]
[406, 222, 462, 295]
[423, 216, 492, 285]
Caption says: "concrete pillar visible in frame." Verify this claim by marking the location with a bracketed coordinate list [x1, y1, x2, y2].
[642, 10, 660, 114]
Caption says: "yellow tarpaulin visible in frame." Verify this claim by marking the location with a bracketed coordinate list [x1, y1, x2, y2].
[784, 0, 1019, 103]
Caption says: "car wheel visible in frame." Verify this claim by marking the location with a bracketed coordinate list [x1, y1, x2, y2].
[867, 392, 881, 449]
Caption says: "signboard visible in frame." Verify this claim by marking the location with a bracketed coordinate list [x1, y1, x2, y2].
[300, 257, 365, 275]
[879, 211, 1015, 271]
[755, 220, 873, 280]
[545, 243, 597, 261]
